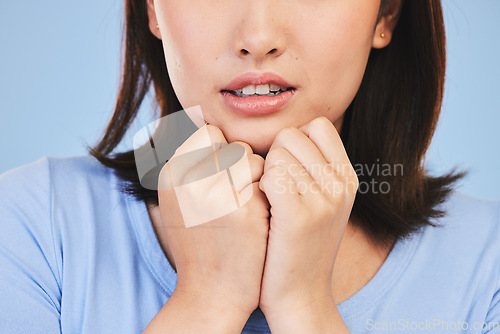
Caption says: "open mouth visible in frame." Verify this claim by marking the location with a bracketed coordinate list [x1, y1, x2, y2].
[221, 83, 295, 97]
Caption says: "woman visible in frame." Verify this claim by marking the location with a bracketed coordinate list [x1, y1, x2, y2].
[0, 0, 498, 333]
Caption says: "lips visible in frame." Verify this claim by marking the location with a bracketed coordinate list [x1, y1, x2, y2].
[220, 72, 296, 116]
[221, 72, 295, 91]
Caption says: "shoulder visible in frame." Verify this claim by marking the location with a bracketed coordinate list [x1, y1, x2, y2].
[1, 156, 119, 220]
[418, 190, 500, 247]
[46, 155, 117, 201]
[433, 191, 500, 240]
[0, 155, 123, 249]
[0, 156, 125, 332]
[0, 155, 121, 206]
[9, 154, 140, 222]
[0, 155, 113, 194]
[414, 191, 500, 275]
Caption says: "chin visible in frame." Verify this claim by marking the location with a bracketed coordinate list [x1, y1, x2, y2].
[223, 129, 275, 157]
[240, 137, 273, 158]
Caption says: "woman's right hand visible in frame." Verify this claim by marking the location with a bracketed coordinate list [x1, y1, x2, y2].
[155, 124, 269, 321]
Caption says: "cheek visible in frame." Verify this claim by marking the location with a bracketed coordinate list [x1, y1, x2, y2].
[154, 0, 378, 143]
[299, 14, 375, 122]
[156, 3, 222, 108]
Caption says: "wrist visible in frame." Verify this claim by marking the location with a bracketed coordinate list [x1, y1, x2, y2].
[143, 288, 252, 333]
[175, 278, 258, 317]
[175, 284, 255, 318]
[262, 295, 350, 334]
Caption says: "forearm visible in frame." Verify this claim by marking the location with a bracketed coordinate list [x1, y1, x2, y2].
[265, 297, 351, 334]
[143, 290, 251, 333]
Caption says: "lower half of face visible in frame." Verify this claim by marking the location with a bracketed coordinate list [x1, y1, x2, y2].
[155, 0, 380, 156]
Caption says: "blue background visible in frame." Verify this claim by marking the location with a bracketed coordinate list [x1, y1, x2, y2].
[0, 1, 498, 199]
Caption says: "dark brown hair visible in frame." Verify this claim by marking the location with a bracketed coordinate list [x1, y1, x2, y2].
[89, 0, 463, 248]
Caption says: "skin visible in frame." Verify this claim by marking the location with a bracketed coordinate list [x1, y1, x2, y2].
[147, 0, 398, 156]
[144, 0, 403, 332]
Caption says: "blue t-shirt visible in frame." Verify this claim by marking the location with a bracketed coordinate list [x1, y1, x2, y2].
[0, 156, 499, 333]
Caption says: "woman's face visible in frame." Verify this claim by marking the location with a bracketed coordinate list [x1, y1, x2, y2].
[149, 0, 390, 155]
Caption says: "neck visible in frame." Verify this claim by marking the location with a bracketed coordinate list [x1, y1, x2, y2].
[331, 220, 395, 304]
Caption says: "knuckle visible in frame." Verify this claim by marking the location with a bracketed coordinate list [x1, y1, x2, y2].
[205, 124, 225, 144]
[340, 165, 359, 193]
[260, 171, 272, 188]
[310, 116, 331, 131]
[275, 126, 298, 143]
[267, 146, 287, 160]
[326, 175, 355, 201]
[260, 171, 270, 186]
[159, 162, 170, 180]
[266, 163, 286, 177]
[249, 154, 265, 170]
[318, 116, 332, 126]
[158, 163, 172, 189]
[329, 175, 358, 200]
[232, 141, 253, 156]
[265, 148, 289, 171]
[350, 174, 360, 192]
[313, 117, 338, 142]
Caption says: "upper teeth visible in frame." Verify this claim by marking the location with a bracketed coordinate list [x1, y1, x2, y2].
[233, 84, 286, 97]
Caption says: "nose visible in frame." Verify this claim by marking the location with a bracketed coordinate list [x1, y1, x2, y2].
[231, 1, 287, 62]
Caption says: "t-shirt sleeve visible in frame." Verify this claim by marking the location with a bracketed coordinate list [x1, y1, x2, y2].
[0, 158, 62, 333]
[483, 288, 500, 333]
[482, 202, 500, 334]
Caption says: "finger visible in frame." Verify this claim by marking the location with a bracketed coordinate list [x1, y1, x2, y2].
[299, 117, 353, 170]
[227, 150, 263, 208]
[268, 127, 328, 185]
[216, 141, 263, 193]
[259, 164, 300, 209]
[180, 142, 244, 186]
[174, 124, 227, 157]
[240, 181, 270, 213]
[220, 142, 263, 207]
[164, 125, 228, 190]
[229, 153, 264, 192]
[174, 170, 240, 228]
[176, 141, 262, 210]
[299, 118, 358, 192]
[247, 154, 265, 183]
[264, 147, 321, 197]
[230, 140, 263, 182]
[230, 141, 253, 156]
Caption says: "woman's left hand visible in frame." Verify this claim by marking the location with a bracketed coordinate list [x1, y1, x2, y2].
[258, 117, 358, 331]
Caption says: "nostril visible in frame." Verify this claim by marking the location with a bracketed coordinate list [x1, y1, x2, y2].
[238, 47, 280, 57]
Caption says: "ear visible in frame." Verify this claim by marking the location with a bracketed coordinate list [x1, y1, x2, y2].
[372, 0, 403, 49]
[147, 0, 162, 40]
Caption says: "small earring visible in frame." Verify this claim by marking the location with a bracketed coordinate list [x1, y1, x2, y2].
[156, 24, 159, 28]
[380, 33, 385, 38]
